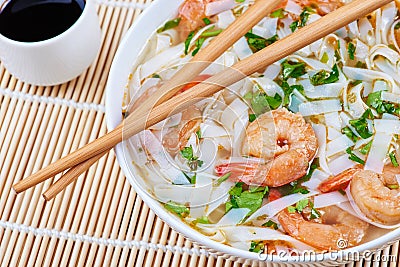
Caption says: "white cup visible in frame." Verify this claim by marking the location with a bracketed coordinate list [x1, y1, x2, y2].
[0, 0, 101, 86]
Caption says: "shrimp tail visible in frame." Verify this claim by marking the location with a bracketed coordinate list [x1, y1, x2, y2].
[318, 168, 361, 193]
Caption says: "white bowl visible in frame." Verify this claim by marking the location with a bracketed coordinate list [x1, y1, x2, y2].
[105, 0, 400, 264]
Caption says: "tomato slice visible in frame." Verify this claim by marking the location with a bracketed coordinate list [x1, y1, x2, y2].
[177, 74, 212, 95]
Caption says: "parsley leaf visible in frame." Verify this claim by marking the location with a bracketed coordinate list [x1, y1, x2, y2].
[281, 61, 306, 80]
[360, 140, 372, 155]
[341, 126, 358, 142]
[349, 110, 373, 139]
[249, 113, 257, 122]
[245, 32, 278, 52]
[366, 91, 400, 115]
[290, 9, 311, 32]
[164, 201, 190, 218]
[245, 91, 282, 115]
[157, 18, 181, 33]
[270, 8, 285, 18]
[180, 145, 204, 171]
[348, 42, 356, 60]
[249, 241, 265, 253]
[225, 183, 267, 215]
[310, 64, 339, 85]
[262, 220, 279, 230]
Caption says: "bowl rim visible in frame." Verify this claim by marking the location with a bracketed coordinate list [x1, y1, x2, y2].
[105, 0, 400, 263]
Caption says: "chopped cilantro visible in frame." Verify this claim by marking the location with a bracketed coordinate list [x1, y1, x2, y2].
[262, 220, 278, 230]
[235, 0, 245, 2]
[270, 8, 285, 18]
[180, 145, 204, 171]
[290, 8, 311, 32]
[157, 18, 181, 33]
[341, 126, 358, 142]
[225, 182, 267, 215]
[321, 52, 329, 64]
[249, 113, 257, 122]
[277, 80, 305, 106]
[346, 147, 365, 165]
[164, 201, 190, 218]
[281, 61, 306, 80]
[295, 198, 309, 212]
[246, 91, 282, 115]
[389, 151, 399, 167]
[388, 184, 400, 189]
[249, 241, 265, 253]
[245, 32, 278, 52]
[360, 141, 372, 155]
[355, 61, 367, 68]
[196, 129, 202, 139]
[151, 73, 161, 78]
[287, 199, 320, 219]
[348, 42, 356, 60]
[395, 22, 400, 30]
[310, 64, 339, 86]
[366, 91, 400, 115]
[202, 17, 211, 25]
[348, 109, 373, 139]
[184, 31, 195, 55]
[290, 21, 298, 32]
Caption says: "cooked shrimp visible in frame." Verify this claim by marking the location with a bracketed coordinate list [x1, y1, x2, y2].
[215, 149, 309, 187]
[177, 0, 215, 40]
[276, 0, 344, 15]
[318, 165, 400, 225]
[350, 167, 400, 225]
[162, 106, 202, 155]
[215, 108, 317, 187]
[243, 108, 318, 161]
[278, 205, 369, 251]
[318, 167, 362, 193]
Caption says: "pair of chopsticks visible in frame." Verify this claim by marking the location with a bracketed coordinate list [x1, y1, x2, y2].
[13, 0, 392, 200]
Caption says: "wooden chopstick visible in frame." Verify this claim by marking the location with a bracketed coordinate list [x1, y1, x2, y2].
[41, 0, 284, 200]
[14, 0, 392, 196]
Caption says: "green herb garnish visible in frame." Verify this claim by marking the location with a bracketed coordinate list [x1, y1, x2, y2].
[200, 29, 222, 38]
[184, 31, 195, 55]
[270, 8, 285, 18]
[348, 42, 356, 60]
[215, 172, 231, 185]
[180, 145, 204, 171]
[245, 32, 278, 52]
[245, 91, 282, 115]
[164, 201, 190, 218]
[225, 182, 267, 215]
[262, 220, 278, 230]
[310, 64, 339, 86]
[192, 37, 205, 56]
[249, 113, 257, 122]
[348, 109, 373, 139]
[157, 18, 181, 33]
[341, 126, 358, 142]
[360, 141, 372, 155]
[249, 241, 265, 253]
[281, 61, 306, 80]
[202, 17, 211, 25]
[389, 151, 399, 167]
[346, 147, 365, 165]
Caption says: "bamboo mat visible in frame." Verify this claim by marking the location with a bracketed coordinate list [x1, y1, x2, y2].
[0, 0, 400, 266]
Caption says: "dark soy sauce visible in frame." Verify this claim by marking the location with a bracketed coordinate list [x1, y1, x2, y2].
[0, 0, 85, 42]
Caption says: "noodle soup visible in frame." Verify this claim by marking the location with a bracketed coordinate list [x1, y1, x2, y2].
[116, 0, 400, 257]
